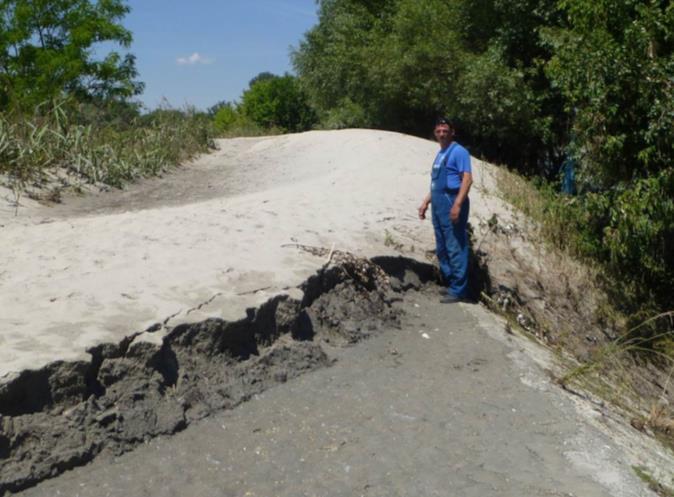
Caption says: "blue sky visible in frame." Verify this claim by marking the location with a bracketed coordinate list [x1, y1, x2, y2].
[117, 1, 319, 111]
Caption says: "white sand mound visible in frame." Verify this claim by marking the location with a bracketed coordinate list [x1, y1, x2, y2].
[0, 129, 500, 379]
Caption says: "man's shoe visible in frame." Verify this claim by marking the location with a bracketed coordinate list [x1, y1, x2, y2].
[439, 294, 461, 304]
[438, 288, 449, 296]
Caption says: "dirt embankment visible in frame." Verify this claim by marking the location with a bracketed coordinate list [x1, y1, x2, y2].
[2, 129, 672, 495]
[468, 187, 674, 447]
[0, 255, 436, 495]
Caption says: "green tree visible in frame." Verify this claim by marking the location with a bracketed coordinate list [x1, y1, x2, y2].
[248, 71, 275, 87]
[544, 0, 674, 187]
[207, 100, 230, 118]
[0, 0, 142, 110]
[455, 46, 540, 167]
[293, 0, 564, 166]
[292, 0, 390, 128]
[240, 73, 316, 132]
[322, 97, 369, 129]
[292, 0, 674, 315]
[372, 0, 465, 132]
[212, 102, 240, 133]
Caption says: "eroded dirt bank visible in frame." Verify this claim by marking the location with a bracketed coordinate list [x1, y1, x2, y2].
[13, 280, 668, 497]
[0, 255, 435, 495]
[2, 129, 672, 496]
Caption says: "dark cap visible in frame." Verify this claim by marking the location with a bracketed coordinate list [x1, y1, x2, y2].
[435, 116, 454, 127]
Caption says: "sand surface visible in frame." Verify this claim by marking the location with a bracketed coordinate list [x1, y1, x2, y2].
[2, 129, 671, 496]
[3, 129, 503, 380]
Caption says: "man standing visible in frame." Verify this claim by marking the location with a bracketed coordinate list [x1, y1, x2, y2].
[418, 117, 473, 303]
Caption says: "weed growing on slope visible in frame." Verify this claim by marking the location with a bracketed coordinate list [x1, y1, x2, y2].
[559, 312, 674, 448]
[0, 101, 216, 211]
[632, 466, 674, 497]
[495, 166, 674, 450]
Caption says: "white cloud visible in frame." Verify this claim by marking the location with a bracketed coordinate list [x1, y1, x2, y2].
[176, 52, 213, 65]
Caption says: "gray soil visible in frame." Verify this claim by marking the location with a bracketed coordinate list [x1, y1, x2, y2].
[10, 281, 649, 497]
[0, 256, 428, 495]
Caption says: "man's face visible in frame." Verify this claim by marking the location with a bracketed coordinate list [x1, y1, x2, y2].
[434, 123, 453, 147]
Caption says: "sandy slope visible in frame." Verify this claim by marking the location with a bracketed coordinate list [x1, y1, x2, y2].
[0, 129, 501, 380]
[4, 129, 674, 496]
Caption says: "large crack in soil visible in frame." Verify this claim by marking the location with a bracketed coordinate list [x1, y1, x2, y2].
[0, 255, 438, 495]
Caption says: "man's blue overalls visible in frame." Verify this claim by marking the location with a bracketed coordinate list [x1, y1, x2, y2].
[430, 143, 470, 299]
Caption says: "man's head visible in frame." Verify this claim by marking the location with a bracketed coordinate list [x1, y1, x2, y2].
[434, 117, 455, 148]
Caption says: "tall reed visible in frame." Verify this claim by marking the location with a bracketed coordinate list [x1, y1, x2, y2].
[0, 101, 215, 211]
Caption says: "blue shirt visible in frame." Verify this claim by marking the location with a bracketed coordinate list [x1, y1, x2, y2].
[433, 142, 471, 190]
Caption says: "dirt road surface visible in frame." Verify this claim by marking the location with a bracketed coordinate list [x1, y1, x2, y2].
[14, 291, 652, 497]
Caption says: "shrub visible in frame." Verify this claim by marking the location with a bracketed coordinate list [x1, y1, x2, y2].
[240, 74, 317, 132]
[213, 104, 240, 133]
[499, 167, 674, 315]
[320, 98, 370, 129]
[595, 170, 674, 312]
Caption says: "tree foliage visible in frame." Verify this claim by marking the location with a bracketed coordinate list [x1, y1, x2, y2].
[294, 0, 673, 180]
[292, 0, 564, 171]
[544, 0, 674, 187]
[240, 73, 316, 132]
[248, 71, 276, 88]
[0, 0, 143, 110]
[212, 102, 239, 133]
[293, 0, 674, 313]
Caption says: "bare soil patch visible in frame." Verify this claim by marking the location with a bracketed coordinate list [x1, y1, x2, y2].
[0, 255, 431, 495]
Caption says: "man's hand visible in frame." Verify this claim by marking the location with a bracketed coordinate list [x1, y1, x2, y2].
[450, 203, 461, 224]
[418, 201, 430, 220]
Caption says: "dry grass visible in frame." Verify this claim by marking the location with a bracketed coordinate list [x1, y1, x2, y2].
[494, 166, 584, 254]
[0, 102, 215, 213]
[632, 466, 674, 497]
[558, 313, 674, 447]
[491, 166, 674, 450]
[494, 167, 547, 223]
[648, 402, 674, 435]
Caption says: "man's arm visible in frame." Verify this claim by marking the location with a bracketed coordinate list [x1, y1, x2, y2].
[450, 172, 472, 223]
[418, 192, 431, 220]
